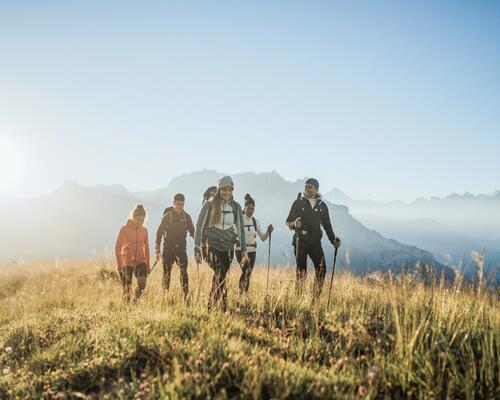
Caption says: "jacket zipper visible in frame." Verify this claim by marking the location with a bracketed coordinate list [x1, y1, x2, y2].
[222, 202, 226, 230]
[135, 226, 139, 264]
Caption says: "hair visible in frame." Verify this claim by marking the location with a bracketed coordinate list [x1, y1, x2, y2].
[209, 191, 222, 227]
[174, 193, 185, 202]
[202, 186, 217, 204]
[131, 203, 146, 220]
[244, 193, 255, 207]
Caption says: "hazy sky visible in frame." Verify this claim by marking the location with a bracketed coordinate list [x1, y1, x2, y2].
[1, 1, 499, 201]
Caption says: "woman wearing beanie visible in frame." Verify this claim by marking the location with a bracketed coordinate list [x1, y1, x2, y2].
[235, 194, 273, 294]
[115, 204, 151, 304]
[195, 176, 248, 311]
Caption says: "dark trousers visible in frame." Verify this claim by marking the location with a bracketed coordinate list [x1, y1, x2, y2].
[294, 238, 326, 298]
[120, 263, 148, 303]
[236, 250, 257, 293]
[162, 250, 189, 298]
[207, 248, 233, 311]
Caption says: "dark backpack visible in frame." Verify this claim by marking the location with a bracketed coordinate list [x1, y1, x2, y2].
[162, 208, 189, 234]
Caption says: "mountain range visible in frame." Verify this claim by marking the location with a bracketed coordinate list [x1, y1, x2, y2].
[0, 170, 455, 279]
[325, 187, 500, 280]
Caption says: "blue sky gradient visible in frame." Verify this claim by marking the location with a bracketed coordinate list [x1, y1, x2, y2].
[1, 1, 499, 201]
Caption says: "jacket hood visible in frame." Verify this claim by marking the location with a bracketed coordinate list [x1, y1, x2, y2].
[299, 192, 322, 201]
[126, 219, 141, 228]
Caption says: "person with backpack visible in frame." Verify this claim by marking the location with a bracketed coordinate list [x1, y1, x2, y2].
[155, 193, 195, 300]
[115, 204, 151, 304]
[194, 176, 248, 311]
[285, 178, 341, 299]
[235, 194, 273, 294]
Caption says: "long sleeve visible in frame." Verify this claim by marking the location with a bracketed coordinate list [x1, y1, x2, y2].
[255, 219, 269, 241]
[187, 213, 195, 238]
[195, 202, 211, 248]
[155, 215, 168, 251]
[144, 229, 150, 271]
[235, 203, 247, 251]
[285, 199, 301, 230]
[321, 204, 336, 243]
[115, 227, 125, 270]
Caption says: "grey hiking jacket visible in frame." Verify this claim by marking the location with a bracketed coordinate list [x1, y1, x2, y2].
[195, 199, 247, 252]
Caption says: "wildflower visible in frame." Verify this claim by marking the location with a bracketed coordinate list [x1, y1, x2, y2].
[4, 346, 12, 353]
[3, 367, 11, 375]
[358, 385, 367, 396]
[368, 366, 378, 379]
[222, 362, 230, 370]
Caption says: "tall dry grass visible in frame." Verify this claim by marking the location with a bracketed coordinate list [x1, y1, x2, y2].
[0, 259, 498, 399]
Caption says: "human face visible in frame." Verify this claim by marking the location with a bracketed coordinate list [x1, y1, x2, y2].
[219, 186, 233, 201]
[245, 204, 255, 217]
[133, 215, 145, 226]
[304, 184, 318, 199]
[173, 200, 184, 213]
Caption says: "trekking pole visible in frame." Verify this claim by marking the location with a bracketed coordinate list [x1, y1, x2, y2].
[149, 260, 158, 275]
[196, 260, 201, 300]
[327, 246, 339, 307]
[266, 232, 272, 291]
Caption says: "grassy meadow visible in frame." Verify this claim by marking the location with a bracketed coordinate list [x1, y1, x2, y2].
[0, 259, 498, 399]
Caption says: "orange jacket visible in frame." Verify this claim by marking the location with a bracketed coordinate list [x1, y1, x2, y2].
[115, 220, 150, 271]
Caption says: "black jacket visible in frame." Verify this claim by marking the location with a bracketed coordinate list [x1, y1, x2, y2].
[285, 193, 336, 245]
[156, 207, 195, 252]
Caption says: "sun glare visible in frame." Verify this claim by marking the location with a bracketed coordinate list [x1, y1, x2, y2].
[0, 138, 25, 189]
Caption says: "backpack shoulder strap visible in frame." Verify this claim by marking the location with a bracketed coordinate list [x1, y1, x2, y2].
[230, 201, 239, 224]
[252, 216, 257, 230]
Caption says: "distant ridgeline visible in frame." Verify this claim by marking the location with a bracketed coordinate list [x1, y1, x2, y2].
[0, 170, 454, 280]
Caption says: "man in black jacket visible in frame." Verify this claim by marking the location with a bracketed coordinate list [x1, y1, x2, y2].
[156, 193, 195, 300]
[285, 178, 341, 298]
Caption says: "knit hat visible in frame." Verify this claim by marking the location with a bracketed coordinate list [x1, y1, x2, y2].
[218, 176, 234, 190]
[305, 178, 319, 190]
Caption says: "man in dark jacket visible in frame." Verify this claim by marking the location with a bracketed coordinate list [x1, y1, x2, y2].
[155, 193, 195, 300]
[285, 178, 341, 299]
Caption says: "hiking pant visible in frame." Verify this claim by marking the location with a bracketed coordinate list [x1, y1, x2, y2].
[294, 239, 326, 298]
[120, 263, 148, 304]
[162, 250, 189, 298]
[236, 250, 257, 293]
[207, 248, 233, 311]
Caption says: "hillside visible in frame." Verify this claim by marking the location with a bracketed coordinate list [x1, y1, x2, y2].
[0, 171, 451, 278]
[0, 261, 498, 398]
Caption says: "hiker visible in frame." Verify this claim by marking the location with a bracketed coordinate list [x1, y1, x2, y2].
[155, 193, 195, 300]
[201, 186, 217, 264]
[235, 194, 273, 293]
[115, 204, 150, 304]
[285, 178, 341, 299]
[194, 176, 248, 311]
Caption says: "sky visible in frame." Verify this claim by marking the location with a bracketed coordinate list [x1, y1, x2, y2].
[1, 0, 499, 202]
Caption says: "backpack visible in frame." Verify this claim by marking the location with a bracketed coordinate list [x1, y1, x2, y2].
[162, 208, 189, 233]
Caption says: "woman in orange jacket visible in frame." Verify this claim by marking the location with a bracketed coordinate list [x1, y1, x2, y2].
[115, 204, 150, 303]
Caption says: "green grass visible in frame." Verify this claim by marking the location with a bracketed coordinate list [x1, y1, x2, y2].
[0, 260, 498, 399]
